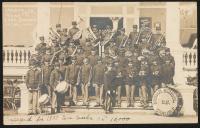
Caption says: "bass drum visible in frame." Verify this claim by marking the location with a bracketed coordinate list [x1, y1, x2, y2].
[39, 94, 50, 105]
[152, 87, 183, 117]
[193, 88, 198, 115]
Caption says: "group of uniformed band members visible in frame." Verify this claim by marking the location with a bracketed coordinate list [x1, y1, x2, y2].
[26, 20, 175, 114]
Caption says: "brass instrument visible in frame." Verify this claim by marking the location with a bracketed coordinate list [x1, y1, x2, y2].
[122, 33, 130, 47]
[151, 32, 165, 50]
[49, 27, 61, 39]
[70, 46, 78, 57]
[50, 49, 63, 65]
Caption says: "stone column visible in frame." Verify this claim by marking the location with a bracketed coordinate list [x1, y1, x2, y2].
[166, 2, 196, 116]
[18, 83, 29, 114]
[34, 2, 50, 48]
[166, 2, 184, 85]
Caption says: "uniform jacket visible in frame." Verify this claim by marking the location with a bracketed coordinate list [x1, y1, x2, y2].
[76, 52, 85, 65]
[104, 69, 117, 91]
[35, 43, 46, 54]
[80, 64, 92, 84]
[50, 69, 62, 88]
[59, 64, 66, 81]
[26, 68, 42, 89]
[88, 55, 98, 67]
[128, 32, 138, 44]
[65, 63, 79, 85]
[93, 63, 106, 85]
[41, 65, 53, 85]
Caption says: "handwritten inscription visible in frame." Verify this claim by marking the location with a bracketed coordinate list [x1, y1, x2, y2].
[7, 114, 131, 124]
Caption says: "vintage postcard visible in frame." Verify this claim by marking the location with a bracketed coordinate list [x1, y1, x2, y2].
[2, 2, 198, 125]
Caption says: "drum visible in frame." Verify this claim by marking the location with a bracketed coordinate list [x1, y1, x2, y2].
[55, 81, 69, 94]
[193, 88, 198, 114]
[152, 87, 183, 116]
[39, 94, 50, 105]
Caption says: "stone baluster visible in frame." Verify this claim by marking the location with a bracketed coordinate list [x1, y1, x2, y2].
[11, 50, 14, 63]
[3, 50, 5, 62]
[23, 50, 26, 63]
[15, 50, 18, 64]
[7, 50, 10, 63]
[19, 50, 22, 63]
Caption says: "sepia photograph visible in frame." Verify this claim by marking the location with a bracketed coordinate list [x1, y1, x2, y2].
[2, 1, 198, 125]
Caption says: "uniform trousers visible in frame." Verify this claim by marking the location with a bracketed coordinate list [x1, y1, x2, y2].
[28, 90, 39, 114]
[51, 88, 64, 111]
[94, 84, 104, 105]
[116, 86, 122, 105]
[70, 85, 77, 103]
[81, 83, 89, 103]
[104, 90, 116, 112]
[125, 85, 135, 106]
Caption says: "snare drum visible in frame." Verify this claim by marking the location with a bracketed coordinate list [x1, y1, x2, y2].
[55, 81, 70, 94]
[152, 87, 183, 116]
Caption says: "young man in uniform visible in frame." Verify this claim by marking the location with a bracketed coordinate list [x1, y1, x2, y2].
[160, 48, 175, 86]
[125, 60, 140, 107]
[49, 62, 63, 114]
[35, 36, 47, 56]
[103, 61, 116, 113]
[26, 60, 41, 115]
[93, 57, 106, 107]
[88, 49, 98, 67]
[138, 58, 150, 108]
[113, 59, 126, 107]
[40, 56, 53, 96]
[65, 57, 80, 105]
[79, 57, 92, 106]
[128, 25, 139, 47]
[150, 60, 162, 94]
[68, 21, 81, 45]
[75, 46, 85, 66]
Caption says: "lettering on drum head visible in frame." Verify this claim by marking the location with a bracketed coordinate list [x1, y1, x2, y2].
[152, 88, 181, 116]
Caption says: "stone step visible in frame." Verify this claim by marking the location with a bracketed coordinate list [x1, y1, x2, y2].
[42, 100, 153, 110]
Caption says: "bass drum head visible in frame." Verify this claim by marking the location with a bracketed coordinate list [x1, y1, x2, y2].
[152, 87, 183, 117]
[56, 81, 69, 94]
[39, 94, 50, 105]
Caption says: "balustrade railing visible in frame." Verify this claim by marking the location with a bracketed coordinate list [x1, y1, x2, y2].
[3, 46, 33, 67]
[182, 48, 198, 71]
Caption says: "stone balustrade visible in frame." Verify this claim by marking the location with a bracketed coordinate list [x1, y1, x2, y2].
[182, 48, 197, 71]
[3, 46, 33, 67]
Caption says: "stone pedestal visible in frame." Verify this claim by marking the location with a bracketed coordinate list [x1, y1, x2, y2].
[175, 85, 197, 116]
[17, 83, 29, 114]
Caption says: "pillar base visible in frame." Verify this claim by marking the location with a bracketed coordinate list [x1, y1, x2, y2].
[17, 83, 29, 114]
[174, 84, 197, 116]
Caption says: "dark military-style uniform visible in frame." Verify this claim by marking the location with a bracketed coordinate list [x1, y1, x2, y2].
[65, 59, 80, 104]
[79, 61, 92, 105]
[88, 54, 98, 67]
[103, 64, 117, 113]
[35, 42, 46, 56]
[161, 54, 175, 85]
[124, 61, 140, 107]
[113, 61, 126, 106]
[40, 64, 53, 95]
[26, 64, 41, 114]
[68, 21, 81, 45]
[49, 64, 63, 113]
[93, 58, 106, 106]
[138, 59, 150, 108]
[150, 61, 162, 92]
